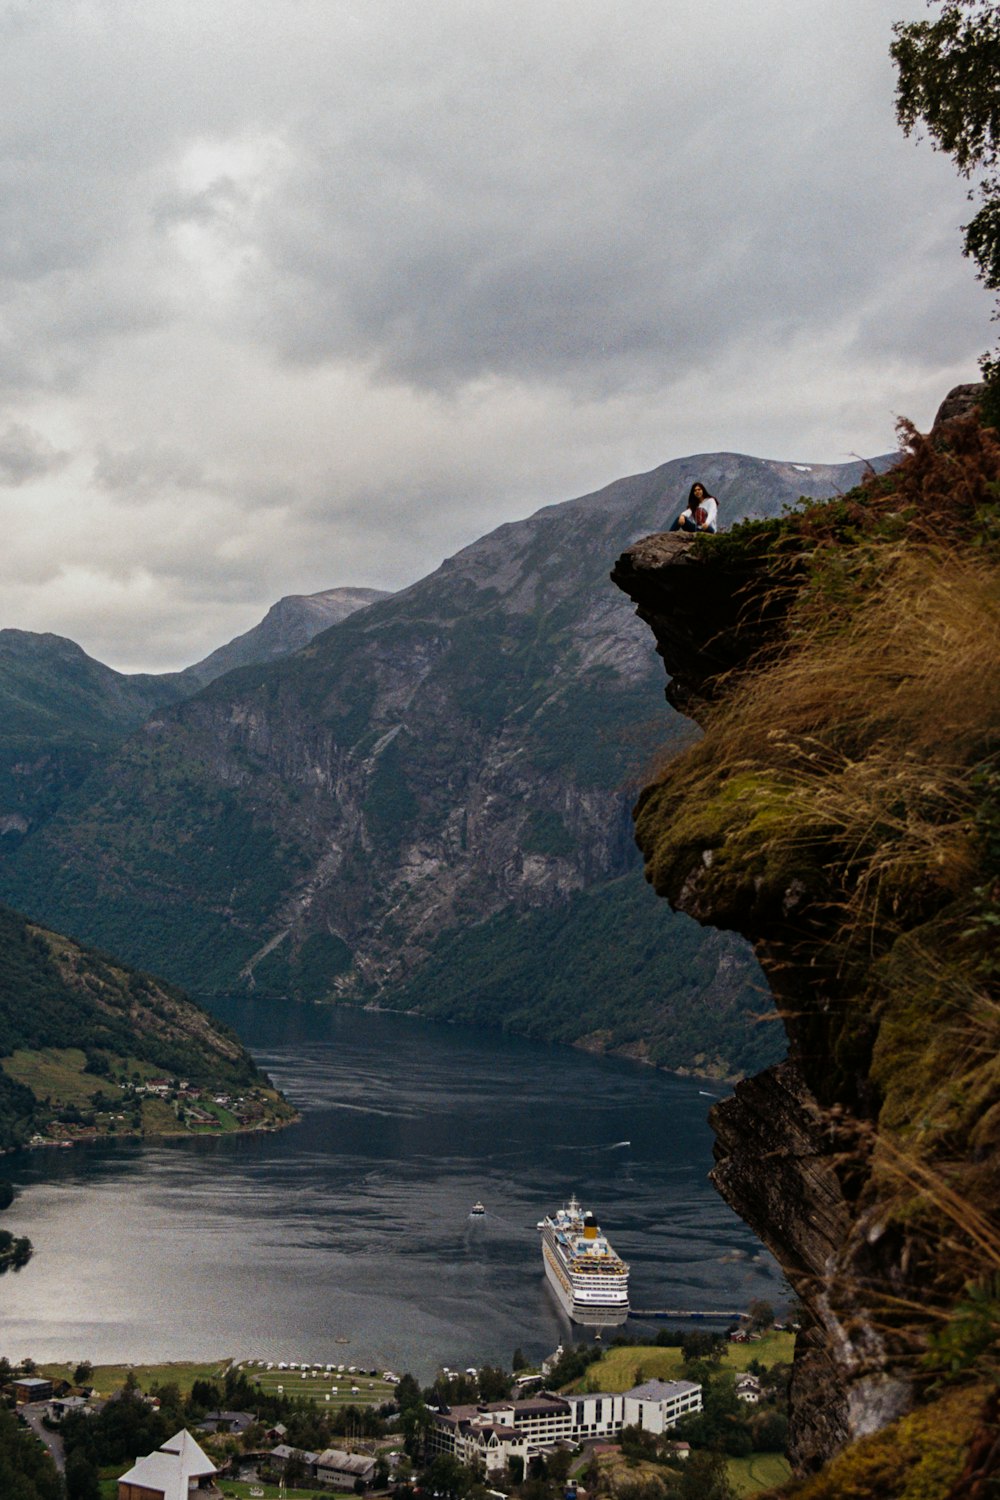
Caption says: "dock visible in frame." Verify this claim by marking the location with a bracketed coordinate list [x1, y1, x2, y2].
[630, 1308, 745, 1321]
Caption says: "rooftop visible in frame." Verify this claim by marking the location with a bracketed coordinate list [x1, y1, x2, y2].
[626, 1380, 701, 1402]
[119, 1429, 216, 1500]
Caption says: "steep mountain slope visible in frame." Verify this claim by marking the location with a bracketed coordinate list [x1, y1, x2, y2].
[612, 407, 1000, 1486]
[176, 585, 391, 689]
[0, 588, 385, 863]
[0, 903, 292, 1150]
[0, 629, 190, 855]
[2, 452, 887, 1077]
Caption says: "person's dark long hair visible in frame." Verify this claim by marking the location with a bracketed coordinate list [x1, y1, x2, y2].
[687, 481, 712, 505]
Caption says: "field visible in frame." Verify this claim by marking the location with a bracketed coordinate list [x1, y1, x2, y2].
[240, 1361, 396, 1411]
[564, 1331, 796, 1392]
[719, 1332, 795, 1372]
[726, 1451, 793, 1495]
[37, 1356, 397, 1413]
[2, 1048, 109, 1108]
[39, 1359, 232, 1398]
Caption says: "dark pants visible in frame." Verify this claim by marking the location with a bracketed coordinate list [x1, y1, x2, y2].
[670, 516, 716, 533]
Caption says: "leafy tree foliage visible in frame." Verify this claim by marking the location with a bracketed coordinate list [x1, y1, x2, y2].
[430, 1372, 479, 1407]
[676, 1330, 726, 1363]
[64, 1449, 100, 1500]
[60, 1385, 172, 1471]
[476, 1365, 512, 1402]
[544, 1341, 604, 1389]
[0, 1405, 62, 1500]
[747, 1298, 775, 1333]
[0, 1230, 32, 1273]
[892, 2, 1000, 402]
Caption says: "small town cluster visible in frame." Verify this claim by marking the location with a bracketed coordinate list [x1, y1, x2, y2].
[24, 1074, 291, 1148]
[4, 1320, 790, 1500]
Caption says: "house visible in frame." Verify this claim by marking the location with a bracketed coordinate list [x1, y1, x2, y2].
[117, 1428, 219, 1500]
[315, 1449, 377, 1489]
[735, 1374, 762, 1404]
[268, 1444, 319, 1479]
[46, 1395, 91, 1421]
[13, 1376, 53, 1405]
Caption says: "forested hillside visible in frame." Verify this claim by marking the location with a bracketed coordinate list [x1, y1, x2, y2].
[0, 904, 291, 1149]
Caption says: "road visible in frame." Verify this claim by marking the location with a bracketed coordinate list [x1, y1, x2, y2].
[19, 1402, 65, 1474]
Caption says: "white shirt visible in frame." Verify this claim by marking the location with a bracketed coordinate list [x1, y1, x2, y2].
[680, 496, 718, 531]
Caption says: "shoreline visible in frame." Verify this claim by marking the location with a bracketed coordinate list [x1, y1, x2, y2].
[192, 989, 750, 1088]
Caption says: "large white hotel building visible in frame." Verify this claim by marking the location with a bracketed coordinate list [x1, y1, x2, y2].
[429, 1380, 703, 1475]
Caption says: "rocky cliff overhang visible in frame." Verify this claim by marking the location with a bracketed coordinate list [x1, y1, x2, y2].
[611, 414, 1000, 1484]
[613, 530, 898, 1469]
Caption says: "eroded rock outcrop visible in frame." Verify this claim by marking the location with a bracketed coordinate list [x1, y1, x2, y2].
[612, 409, 1000, 1486]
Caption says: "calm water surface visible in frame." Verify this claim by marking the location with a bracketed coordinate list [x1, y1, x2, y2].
[1, 1002, 780, 1376]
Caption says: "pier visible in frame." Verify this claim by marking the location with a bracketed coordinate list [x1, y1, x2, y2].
[630, 1308, 745, 1321]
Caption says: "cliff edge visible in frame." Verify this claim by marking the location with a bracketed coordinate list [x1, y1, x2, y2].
[612, 404, 1000, 1495]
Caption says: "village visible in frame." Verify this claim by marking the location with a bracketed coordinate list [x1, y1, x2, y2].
[16, 1068, 296, 1148]
[3, 1316, 793, 1500]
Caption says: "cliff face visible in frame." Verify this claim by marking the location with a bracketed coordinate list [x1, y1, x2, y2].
[612, 410, 1000, 1486]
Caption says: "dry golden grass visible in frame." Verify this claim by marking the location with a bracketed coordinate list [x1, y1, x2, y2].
[644, 545, 1000, 951]
[635, 497, 1000, 1374]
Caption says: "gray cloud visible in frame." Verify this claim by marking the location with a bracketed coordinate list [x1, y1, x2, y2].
[92, 444, 209, 498]
[0, 422, 69, 486]
[0, 0, 992, 671]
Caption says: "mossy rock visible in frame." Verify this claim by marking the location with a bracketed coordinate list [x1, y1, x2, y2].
[777, 1382, 991, 1499]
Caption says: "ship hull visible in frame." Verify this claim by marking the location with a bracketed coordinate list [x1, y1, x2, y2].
[541, 1233, 629, 1327]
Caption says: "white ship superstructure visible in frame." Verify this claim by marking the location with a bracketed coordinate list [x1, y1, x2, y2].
[538, 1195, 629, 1325]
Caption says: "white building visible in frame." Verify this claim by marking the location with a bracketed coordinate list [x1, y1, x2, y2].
[622, 1380, 703, 1433]
[429, 1381, 702, 1472]
[118, 1429, 219, 1500]
[735, 1374, 762, 1404]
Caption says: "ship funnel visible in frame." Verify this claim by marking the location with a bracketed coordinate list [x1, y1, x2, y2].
[583, 1212, 598, 1240]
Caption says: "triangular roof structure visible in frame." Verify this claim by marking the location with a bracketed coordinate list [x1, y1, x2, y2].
[118, 1428, 217, 1500]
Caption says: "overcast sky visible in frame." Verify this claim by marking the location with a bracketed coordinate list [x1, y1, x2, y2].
[0, 0, 991, 672]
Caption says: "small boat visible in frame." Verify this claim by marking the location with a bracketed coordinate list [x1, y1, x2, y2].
[470, 1201, 486, 1216]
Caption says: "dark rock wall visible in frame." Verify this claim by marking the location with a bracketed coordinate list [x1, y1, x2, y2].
[610, 504, 1000, 1472]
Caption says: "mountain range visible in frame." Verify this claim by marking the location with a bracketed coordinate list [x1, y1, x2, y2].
[0, 451, 890, 1079]
[0, 586, 385, 856]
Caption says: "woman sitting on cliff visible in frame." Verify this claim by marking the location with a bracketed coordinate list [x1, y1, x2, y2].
[669, 481, 718, 534]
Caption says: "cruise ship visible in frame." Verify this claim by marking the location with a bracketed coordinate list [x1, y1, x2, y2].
[538, 1196, 630, 1326]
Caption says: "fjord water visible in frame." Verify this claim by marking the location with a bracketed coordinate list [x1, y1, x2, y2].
[2, 1003, 780, 1376]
